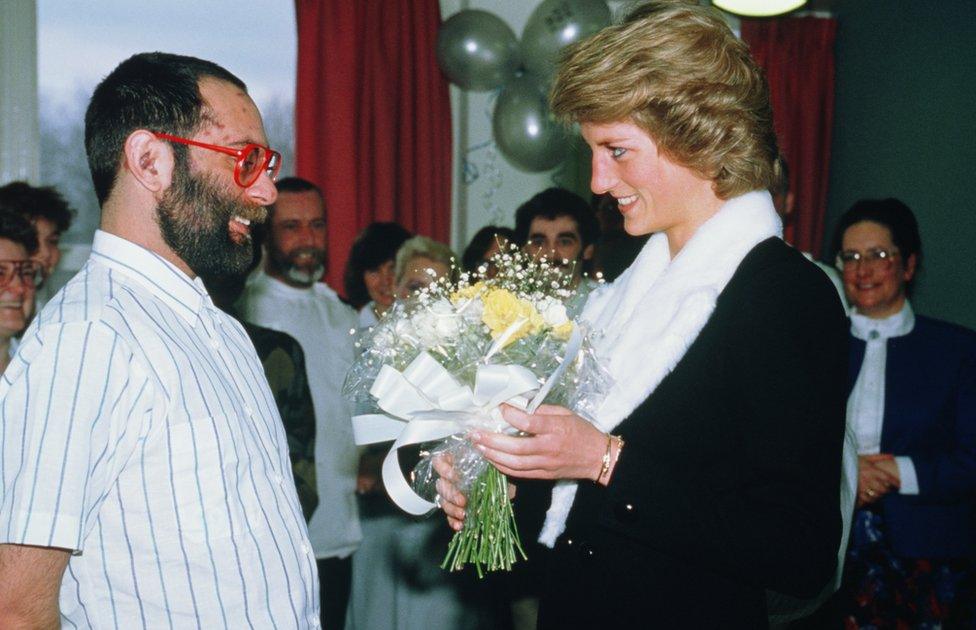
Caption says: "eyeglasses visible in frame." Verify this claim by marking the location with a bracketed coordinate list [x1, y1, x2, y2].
[154, 133, 282, 188]
[0, 260, 42, 289]
[835, 247, 900, 272]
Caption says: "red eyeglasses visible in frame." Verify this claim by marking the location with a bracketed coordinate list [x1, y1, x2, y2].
[154, 133, 282, 188]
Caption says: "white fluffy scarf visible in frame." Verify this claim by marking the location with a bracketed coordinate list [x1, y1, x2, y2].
[538, 190, 783, 546]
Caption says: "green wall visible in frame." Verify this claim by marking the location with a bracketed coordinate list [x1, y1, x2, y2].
[824, 0, 976, 329]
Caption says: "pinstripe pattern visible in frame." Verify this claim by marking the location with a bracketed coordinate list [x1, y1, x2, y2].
[0, 230, 319, 629]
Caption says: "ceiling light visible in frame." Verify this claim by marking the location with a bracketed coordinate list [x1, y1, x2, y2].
[713, 0, 807, 17]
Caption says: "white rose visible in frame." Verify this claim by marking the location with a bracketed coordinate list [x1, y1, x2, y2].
[537, 298, 569, 328]
[410, 299, 459, 347]
[409, 311, 436, 346]
[394, 317, 416, 342]
[431, 298, 460, 340]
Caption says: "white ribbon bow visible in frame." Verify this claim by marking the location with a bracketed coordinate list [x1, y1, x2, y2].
[352, 327, 582, 515]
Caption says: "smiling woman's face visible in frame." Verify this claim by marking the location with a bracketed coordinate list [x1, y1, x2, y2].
[364, 259, 397, 311]
[841, 220, 915, 319]
[0, 237, 35, 340]
[580, 119, 719, 255]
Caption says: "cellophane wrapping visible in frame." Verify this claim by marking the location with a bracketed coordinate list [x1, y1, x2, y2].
[342, 245, 611, 576]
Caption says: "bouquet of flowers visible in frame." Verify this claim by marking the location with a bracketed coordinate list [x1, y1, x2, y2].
[343, 246, 610, 577]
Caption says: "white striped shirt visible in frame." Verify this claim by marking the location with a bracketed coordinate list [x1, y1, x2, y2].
[0, 230, 319, 629]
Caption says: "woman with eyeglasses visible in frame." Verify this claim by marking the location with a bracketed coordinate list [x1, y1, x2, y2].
[0, 207, 41, 374]
[830, 198, 976, 627]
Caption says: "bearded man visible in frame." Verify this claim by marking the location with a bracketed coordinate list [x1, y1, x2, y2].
[237, 176, 360, 630]
[0, 53, 320, 628]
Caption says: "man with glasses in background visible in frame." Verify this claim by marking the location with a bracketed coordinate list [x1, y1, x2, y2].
[0, 53, 320, 628]
[0, 203, 42, 373]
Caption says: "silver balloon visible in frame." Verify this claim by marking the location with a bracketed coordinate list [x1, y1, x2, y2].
[520, 0, 612, 83]
[492, 75, 570, 172]
[437, 10, 520, 92]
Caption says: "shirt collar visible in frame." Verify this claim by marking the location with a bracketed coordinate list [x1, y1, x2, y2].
[850, 300, 915, 341]
[90, 230, 216, 325]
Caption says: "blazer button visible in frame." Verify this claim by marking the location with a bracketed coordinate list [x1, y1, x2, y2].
[614, 501, 638, 523]
[578, 542, 596, 561]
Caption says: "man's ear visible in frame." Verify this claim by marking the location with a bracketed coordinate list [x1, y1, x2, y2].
[123, 130, 174, 193]
[582, 243, 595, 261]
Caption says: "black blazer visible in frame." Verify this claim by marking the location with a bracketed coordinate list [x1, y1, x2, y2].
[539, 238, 849, 629]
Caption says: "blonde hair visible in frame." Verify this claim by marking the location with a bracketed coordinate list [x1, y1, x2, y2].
[394, 236, 457, 283]
[550, 1, 780, 199]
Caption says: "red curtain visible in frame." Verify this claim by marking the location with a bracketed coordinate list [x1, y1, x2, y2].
[294, 0, 452, 292]
[741, 17, 837, 257]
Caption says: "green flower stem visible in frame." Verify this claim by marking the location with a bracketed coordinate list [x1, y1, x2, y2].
[441, 465, 526, 578]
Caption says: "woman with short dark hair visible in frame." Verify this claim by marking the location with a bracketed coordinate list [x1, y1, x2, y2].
[343, 222, 411, 326]
[831, 198, 976, 627]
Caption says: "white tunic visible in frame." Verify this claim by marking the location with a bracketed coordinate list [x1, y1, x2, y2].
[238, 271, 362, 559]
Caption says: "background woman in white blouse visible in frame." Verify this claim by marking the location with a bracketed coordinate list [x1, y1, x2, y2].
[831, 198, 976, 627]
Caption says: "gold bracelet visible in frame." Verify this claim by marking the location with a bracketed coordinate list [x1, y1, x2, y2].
[597, 433, 613, 482]
[612, 435, 625, 469]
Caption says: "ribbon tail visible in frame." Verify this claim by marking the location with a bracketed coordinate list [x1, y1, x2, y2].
[380, 418, 463, 515]
[351, 413, 406, 445]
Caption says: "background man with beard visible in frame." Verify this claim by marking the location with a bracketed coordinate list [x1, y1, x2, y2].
[0, 53, 320, 628]
[237, 176, 361, 630]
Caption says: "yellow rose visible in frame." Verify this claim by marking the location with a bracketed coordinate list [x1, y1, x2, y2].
[481, 288, 544, 346]
[450, 281, 486, 304]
[551, 321, 574, 340]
